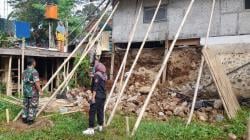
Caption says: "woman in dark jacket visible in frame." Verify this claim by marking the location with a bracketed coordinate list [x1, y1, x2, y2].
[83, 60, 107, 135]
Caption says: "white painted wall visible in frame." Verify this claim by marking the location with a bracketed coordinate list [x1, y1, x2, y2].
[113, 0, 250, 43]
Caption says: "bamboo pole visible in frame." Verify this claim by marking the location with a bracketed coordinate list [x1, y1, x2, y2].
[63, 59, 66, 80]
[66, 61, 69, 77]
[36, 3, 119, 117]
[13, 110, 22, 122]
[18, 57, 21, 97]
[162, 36, 168, 83]
[51, 61, 54, 92]
[6, 56, 12, 96]
[110, 43, 115, 80]
[6, 109, 9, 123]
[126, 116, 130, 136]
[21, 38, 25, 96]
[106, 0, 161, 126]
[60, 24, 98, 93]
[104, 0, 143, 112]
[41, 5, 110, 91]
[131, 0, 195, 136]
[0, 98, 23, 107]
[186, 0, 216, 126]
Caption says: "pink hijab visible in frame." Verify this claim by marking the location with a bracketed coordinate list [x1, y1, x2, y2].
[94, 60, 107, 81]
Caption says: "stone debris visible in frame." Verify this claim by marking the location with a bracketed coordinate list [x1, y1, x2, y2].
[54, 65, 226, 123]
[104, 66, 225, 122]
[228, 133, 237, 140]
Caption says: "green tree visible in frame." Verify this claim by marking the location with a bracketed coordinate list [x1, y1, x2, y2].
[7, 0, 101, 42]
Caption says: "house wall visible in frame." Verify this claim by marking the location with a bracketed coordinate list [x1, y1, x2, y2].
[113, 0, 250, 43]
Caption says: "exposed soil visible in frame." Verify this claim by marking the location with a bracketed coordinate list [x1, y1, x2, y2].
[5, 118, 54, 132]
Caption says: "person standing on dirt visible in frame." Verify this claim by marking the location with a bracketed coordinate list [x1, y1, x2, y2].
[22, 57, 43, 125]
[83, 59, 107, 135]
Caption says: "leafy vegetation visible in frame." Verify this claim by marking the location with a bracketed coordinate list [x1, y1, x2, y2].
[0, 100, 249, 140]
[0, 82, 6, 94]
[7, 0, 102, 42]
[69, 54, 91, 88]
[0, 32, 14, 48]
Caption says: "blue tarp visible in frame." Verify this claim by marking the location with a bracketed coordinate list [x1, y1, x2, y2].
[15, 21, 30, 38]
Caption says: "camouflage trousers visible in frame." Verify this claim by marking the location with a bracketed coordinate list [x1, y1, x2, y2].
[22, 96, 39, 121]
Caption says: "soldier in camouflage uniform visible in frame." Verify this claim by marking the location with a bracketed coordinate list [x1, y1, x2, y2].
[22, 57, 43, 125]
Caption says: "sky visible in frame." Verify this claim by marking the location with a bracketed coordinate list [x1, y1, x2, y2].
[0, 0, 13, 18]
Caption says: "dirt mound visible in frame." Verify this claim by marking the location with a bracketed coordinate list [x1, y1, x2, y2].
[6, 118, 54, 132]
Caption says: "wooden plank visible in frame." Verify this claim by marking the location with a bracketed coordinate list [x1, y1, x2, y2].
[202, 48, 240, 118]
[0, 48, 72, 58]
[168, 38, 200, 46]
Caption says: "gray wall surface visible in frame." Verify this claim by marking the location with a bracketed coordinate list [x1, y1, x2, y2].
[112, 0, 250, 43]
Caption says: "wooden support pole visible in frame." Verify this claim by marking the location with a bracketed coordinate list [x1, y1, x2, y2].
[61, 26, 98, 93]
[106, 0, 161, 126]
[110, 43, 115, 80]
[13, 110, 22, 122]
[21, 38, 25, 96]
[18, 57, 21, 97]
[6, 56, 12, 96]
[131, 0, 195, 136]
[104, 0, 143, 112]
[66, 61, 69, 77]
[49, 21, 52, 49]
[63, 59, 66, 81]
[186, 0, 216, 126]
[126, 116, 130, 136]
[162, 36, 169, 83]
[6, 109, 9, 123]
[56, 59, 60, 88]
[36, 3, 119, 117]
[65, 20, 69, 52]
[41, 5, 110, 91]
[51, 61, 54, 92]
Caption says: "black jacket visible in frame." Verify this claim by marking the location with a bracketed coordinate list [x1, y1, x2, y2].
[93, 72, 106, 99]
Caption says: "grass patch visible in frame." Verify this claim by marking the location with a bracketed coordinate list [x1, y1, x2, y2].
[0, 100, 249, 140]
[0, 99, 21, 122]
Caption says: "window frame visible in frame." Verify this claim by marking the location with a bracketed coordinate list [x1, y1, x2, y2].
[143, 4, 167, 24]
[245, 0, 250, 9]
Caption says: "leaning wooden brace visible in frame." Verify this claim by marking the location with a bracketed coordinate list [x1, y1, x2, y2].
[36, 2, 120, 117]
[186, 0, 216, 126]
[106, 0, 162, 126]
[131, 0, 196, 136]
[104, 0, 143, 112]
[60, 24, 99, 93]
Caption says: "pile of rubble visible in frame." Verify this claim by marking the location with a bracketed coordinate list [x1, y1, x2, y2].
[105, 66, 225, 122]
[59, 57, 225, 122]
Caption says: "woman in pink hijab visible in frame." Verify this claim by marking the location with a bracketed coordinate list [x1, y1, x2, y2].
[83, 60, 107, 135]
